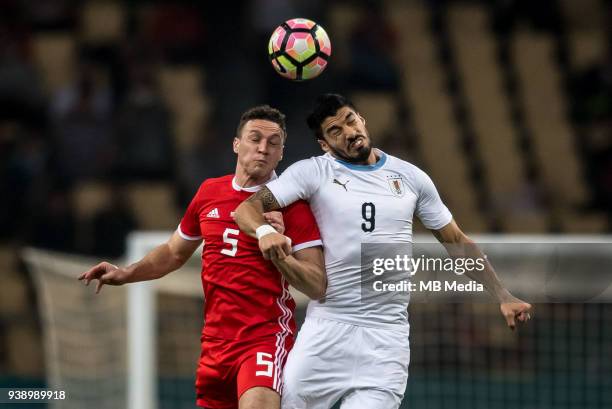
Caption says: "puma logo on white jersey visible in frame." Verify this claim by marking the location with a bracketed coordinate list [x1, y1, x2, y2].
[333, 178, 349, 191]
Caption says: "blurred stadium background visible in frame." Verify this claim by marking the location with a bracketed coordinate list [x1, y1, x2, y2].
[1, 0, 611, 408]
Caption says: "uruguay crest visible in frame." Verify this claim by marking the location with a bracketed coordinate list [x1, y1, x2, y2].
[386, 174, 405, 197]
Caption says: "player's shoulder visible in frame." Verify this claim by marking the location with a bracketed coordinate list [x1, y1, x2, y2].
[201, 174, 233, 188]
[281, 154, 335, 179]
[290, 154, 332, 169]
[281, 199, 319, 237]
[197, 174, 233, 195]
[282, 199, 311, 215]
[384, 152, 425, 175]
[384, 153, 433, 189]
[305, 152, 353, 173]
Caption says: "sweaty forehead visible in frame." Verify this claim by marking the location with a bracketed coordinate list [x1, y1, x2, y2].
[322, 106, 356, 131]
[244, 119, 282, 135]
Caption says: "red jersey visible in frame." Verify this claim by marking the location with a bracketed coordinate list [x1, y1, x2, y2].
[179, 174, 322, 341]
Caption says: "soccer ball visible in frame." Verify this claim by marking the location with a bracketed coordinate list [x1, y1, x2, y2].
[268, 18, 332, 81]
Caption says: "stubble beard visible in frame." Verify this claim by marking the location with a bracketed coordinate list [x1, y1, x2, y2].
[328, 139, 373, 164]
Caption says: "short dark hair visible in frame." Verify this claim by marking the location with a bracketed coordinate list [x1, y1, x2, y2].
[306, 93, 356, 140]
[236, 105, 287, 140]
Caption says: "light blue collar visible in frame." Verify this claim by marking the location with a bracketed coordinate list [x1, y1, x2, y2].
[334, 151, 387, 171]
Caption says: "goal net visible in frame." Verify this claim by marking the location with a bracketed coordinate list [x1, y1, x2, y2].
[23, 234, 612, 409]
[23, 232, 204, 409]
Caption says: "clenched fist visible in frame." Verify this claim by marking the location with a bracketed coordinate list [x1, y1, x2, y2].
[500, 296, 532, 331]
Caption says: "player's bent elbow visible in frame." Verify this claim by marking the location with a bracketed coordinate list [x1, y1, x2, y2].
[233, 203, 249, 228]
[305, 288, 325, 300]
[310, 275, 327, 300]
[310, 289, 326, 300]
[170, 245, 197, 271]
[235, 200, 263, 221]
[159, 249, 189, 277]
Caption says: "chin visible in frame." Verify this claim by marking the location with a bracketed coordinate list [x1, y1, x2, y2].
[249, 165, 272, 178]
[353, 145, 372, 161]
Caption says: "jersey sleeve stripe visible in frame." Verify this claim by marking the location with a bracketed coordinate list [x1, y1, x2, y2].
[177, 225, 203, 241]
[273, 276, 293, 391]
[292, 239, 323, 253]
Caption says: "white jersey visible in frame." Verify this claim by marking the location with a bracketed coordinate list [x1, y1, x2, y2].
[266, 149, 452, 330]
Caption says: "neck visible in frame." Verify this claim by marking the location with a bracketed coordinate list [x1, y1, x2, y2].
[364, 149, 379, 165]
[234, 166, 272, 188]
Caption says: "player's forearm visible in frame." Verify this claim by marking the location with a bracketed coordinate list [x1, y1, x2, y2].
[272, 256, 327, 300]
[234, 200, 268, 238]
[456, 238, 512, 302]
[465, 264, 512, 302]
[124, 243, 185, 283]
[433, 222, 513, 302]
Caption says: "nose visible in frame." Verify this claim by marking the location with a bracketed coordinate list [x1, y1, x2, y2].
[345, 128, 358, 141]
[343, 123, 359, 139]
[257, 139, 269, 154]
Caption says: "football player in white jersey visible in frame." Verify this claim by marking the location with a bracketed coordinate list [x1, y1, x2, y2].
[234, 94, 532, 409]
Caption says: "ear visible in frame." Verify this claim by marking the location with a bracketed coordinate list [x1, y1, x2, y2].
[318, 139, 330, 153]
[233, 137, 240, 154]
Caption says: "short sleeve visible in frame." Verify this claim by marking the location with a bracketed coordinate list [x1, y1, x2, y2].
[178, 183, 204, 241]
[282, 200, 323, 253]
[266, 158, 321, 207]
[414, 170, 453, 230]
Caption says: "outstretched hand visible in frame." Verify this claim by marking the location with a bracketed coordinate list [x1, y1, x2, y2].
[500, 296, 532, 331]
[78, 262, 129, 294]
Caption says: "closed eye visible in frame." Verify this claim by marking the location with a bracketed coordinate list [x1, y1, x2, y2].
[329, 127, 341, 137]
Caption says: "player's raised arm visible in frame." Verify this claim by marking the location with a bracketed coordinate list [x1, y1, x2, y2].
[235, 186, 281, 235]
[234, 187, 292, 260]
[271, 246, 327, 300]
[264, 201, 326, 300]
[431, 220, 532, 331]
[78, 230, 201, 293]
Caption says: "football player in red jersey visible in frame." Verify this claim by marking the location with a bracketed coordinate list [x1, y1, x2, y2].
[78, 106, 326, 409]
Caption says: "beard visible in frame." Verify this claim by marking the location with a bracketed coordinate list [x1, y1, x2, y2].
[328, 137, 373, 164]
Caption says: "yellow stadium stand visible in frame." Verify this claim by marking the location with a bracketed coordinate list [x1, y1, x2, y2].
[449, 6, 527, 209]
[513, 29, 588, 208]
[126, 183, 179, 230]
[80, 1, 126, 43]
[158, 65, 211, 151]
[31, 33, 76, 94]
[389, 3, 488, 233]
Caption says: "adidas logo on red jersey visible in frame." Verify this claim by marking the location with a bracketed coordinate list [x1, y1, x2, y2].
[206, 208, 220, 218]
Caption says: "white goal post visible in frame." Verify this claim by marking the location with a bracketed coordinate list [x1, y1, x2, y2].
[126, 233, 168, 409]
